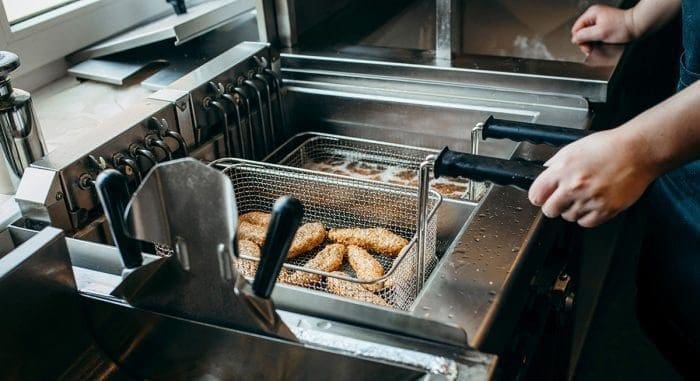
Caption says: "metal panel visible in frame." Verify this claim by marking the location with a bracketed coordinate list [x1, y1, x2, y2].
[0, 227, 120, 380]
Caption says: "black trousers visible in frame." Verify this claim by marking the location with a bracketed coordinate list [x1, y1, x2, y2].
[637, 234, 700, 380]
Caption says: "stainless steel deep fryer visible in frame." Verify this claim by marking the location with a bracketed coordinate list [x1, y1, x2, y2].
[213, 158, 441, 311]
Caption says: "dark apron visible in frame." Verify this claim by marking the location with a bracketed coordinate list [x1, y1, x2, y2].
[638, 0, 700, 360]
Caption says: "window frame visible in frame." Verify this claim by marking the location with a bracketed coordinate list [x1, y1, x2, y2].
[0, 0, 178, 75]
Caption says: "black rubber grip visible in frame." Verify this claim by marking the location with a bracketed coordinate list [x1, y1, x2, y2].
[95, 170, 143, 269]
[482, 116, 591, 147]
[252, 196, 304, 298]
[434, 147, 545, 191]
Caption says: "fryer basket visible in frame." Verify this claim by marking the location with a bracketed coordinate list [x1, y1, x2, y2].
[266, 133, 480, 200]
[216, 159, 441, 311]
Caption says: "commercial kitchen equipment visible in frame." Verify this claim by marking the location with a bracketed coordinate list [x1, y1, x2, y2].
[0, 51, 47, 194]
[6, 1, 630, 379]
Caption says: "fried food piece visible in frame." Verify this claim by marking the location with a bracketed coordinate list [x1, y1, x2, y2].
[238, 221, 267, 246]
[236, 239, 262, 278]
[288, 222, 327, 259]
[326, 271, 389, 307]
[347, 245, 385, 291]
[347, 161, 385, 176]
[238, 221, 326, 259]
[239, 211, 271, 227]
[234, 239, 293, 282]
[395, 169, 417, 181]
[431, 182, 467, 197]
[285, 244, 346, 287]
[328, 227, 408, 256]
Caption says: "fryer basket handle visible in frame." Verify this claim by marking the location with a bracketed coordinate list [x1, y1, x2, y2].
[95, 169, 143, 269]
[434, 147, 545, 191]
[253, 196, 304, 298]
[482, 116, 591, 147]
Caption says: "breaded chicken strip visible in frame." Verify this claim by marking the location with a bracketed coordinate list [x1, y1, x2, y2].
[238, 221, 326, 259]
[288, 222, 327, 259]
[326, 271, 389, 307]
[239, 211, 271, 227]
[328, 227, 408, 256]
[234, 239, 293, 282]
[347, 245, 385, 291]
[236, 239, 262, 278]
[238, 221, 267, 246]
[285, 244, 346, 287]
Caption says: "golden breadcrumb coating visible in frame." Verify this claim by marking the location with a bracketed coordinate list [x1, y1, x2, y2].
[347, 245, 385, 291]
[234, 239, 293, 282]
[288, 222, 327, 259]
[238, 221, 267, 246]
[238, 221, 326, 259]
[285, 244, 346, 287]
[238, 211, 271, 227]
[328, 227, 408, 256]
[236, 239, 261, 278]
[326, 271, 389, 306]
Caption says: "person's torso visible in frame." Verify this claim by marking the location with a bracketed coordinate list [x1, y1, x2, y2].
[681, 0, 700, 88]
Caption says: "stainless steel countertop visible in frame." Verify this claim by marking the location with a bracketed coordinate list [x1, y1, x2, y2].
[278, 0, 626, 101]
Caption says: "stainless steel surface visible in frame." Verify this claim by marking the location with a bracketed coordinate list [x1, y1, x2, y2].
[0, 51, 47, 194]
[67, 60, 150, 86]
[69, 0, 255, 62]
[282, 49, 615, 102]
[0, 227, 120, 380]
[215, 158, 441, 311]
[413, 142, 563, 352]
[17, 98, 180, 231]
[0, 226, 493, 379]
[82, 293, 498, 380]
[119, 158, 295, 339]
[435, 0, 461, 61]
[68, 10, 259, 89]
[12, 34, 599, 378]
[263, 0, 626, 101]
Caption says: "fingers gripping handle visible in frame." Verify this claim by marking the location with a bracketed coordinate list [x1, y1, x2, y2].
[482, 116, 591, 147]
[252, 196, 304, 298]
[434, 147, 545, 191]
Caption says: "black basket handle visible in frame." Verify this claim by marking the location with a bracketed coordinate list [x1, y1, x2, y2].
[95, 169, 143, 269]
[434, 147, 545, 191]
[252, 196, 304, 298]
[482, 116, 591, 147]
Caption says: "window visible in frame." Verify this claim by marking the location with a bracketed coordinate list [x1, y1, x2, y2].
[0, 0, 193, 77]
[3, 0, 78, 25]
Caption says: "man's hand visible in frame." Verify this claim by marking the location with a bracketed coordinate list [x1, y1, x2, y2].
[571, 5, 637, 54]
[528, 130, 657, 228]
[572, 1, 680, 54]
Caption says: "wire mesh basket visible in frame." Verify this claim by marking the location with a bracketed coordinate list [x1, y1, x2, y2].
[214, 159, 441, 311]
[265, 133, 482, 201]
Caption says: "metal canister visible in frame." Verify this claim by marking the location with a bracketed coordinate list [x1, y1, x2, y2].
[0, 51, 47, 194]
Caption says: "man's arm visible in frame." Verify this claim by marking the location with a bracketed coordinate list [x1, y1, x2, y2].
[529, 80, 700, 227]
[571, 0, 680, 53]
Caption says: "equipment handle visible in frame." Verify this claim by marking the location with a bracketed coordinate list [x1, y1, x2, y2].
[482, 116, 591, 147]
[252, 196, 304, 298]
[95, 169, 143, 269]
[434, 147, 545, 191]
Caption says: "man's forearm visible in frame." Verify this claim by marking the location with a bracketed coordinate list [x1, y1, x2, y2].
[621, 80, 700, 177]
[627, 0, 681, 38]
